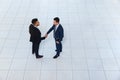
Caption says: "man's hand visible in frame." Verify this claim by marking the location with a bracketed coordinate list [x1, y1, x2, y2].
[44, 34, 48, 38]
[56, 41, 59, 44]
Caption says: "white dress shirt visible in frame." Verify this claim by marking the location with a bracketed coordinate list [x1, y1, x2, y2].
[55, 24, 59, 31]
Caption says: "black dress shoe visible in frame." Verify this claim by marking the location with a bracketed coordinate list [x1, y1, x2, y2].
[36, 55, 43, 59]
[55, 50, 62, 52]
[53, 54, 59, 59]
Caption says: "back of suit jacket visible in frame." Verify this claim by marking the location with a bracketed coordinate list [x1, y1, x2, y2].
[29, 24, 42, 43]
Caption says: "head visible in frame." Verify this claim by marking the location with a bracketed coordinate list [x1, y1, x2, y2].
[53, 17, 60, 26]
[31, 18, 40, 27]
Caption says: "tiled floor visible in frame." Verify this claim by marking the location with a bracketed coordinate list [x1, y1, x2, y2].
[0, 0, 120, 80]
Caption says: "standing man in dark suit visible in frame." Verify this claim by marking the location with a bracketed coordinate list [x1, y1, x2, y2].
[45, 17, 64, 59]
[29, 18, 45, 59]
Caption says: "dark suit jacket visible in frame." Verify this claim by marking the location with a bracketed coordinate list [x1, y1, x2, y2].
[47, 24, 64, 41]
[29, 24, 45, 43]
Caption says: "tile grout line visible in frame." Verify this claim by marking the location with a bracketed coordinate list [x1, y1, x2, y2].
[91, 0, 109, 80]
[19, 0, 36, 80]
[4, 0, 28, 80]
[3, 0, 24, 79]
[102, 0, 120, 73]
[0, 0, 14, 56]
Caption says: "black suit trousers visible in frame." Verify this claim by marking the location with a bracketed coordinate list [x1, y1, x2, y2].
[32, 42, 40, 57]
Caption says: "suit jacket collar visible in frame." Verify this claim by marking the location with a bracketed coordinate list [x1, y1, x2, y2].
[31, 24, 39, 30]
[55, 24, 61, 31]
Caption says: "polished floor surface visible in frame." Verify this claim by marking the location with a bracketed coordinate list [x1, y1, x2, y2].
[0, 0, 120, 80]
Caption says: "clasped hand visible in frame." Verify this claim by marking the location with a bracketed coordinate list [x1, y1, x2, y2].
[44, 34, 48, 38]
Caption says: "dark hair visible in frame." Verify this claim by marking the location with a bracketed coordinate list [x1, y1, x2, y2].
[54, 17, 60, 23]
[31, 18, 38, 24]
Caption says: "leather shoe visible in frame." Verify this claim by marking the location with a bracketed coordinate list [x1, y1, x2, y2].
[53, 54, 59, 59]
[36, 55, 43, 59]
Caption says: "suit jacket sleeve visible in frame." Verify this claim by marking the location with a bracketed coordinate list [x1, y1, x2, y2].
[41, 37, 45, 40]
[29, 25, 32, 34]
[60, 27, 64, 41]
[47, 26, 54, 34]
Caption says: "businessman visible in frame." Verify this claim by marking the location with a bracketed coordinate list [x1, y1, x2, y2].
[45, 17, 64, 59]
[29, 18, 45, 59]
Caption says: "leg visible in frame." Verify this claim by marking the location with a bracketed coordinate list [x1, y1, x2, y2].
[59, 41, 62, 52]
[53, 39, 62, 59]
[55, 42, 62, 52]
[55, 40, 57, 52]
[32, 42, 35, 54]
[34, 42, 43, 58]
[53, 41, 61, 59]
[34, 42, 40, 57]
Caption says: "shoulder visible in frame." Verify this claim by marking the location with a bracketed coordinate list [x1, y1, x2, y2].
[29, 24, 34, 29]
[52, 25, 55, 28]
[59, 24, 63, 27]
[50, 25, 55, 29]
[59, 24, 63, 29]
[29, 24, 33, 27]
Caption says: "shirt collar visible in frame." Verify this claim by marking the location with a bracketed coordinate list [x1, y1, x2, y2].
[56, 24, 59, 28]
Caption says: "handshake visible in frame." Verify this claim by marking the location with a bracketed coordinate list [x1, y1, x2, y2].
[43, 34, 59, 44]
[44, 34, 48, 38]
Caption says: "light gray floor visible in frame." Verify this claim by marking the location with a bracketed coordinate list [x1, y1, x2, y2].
[0, 0, 120, 80]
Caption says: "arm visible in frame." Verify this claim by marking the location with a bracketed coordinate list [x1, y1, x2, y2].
[41, 37, 45, 40]
[47, 25, 54, 34]
[44, 25, 54, 38]
[29, 25, 32, 34]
